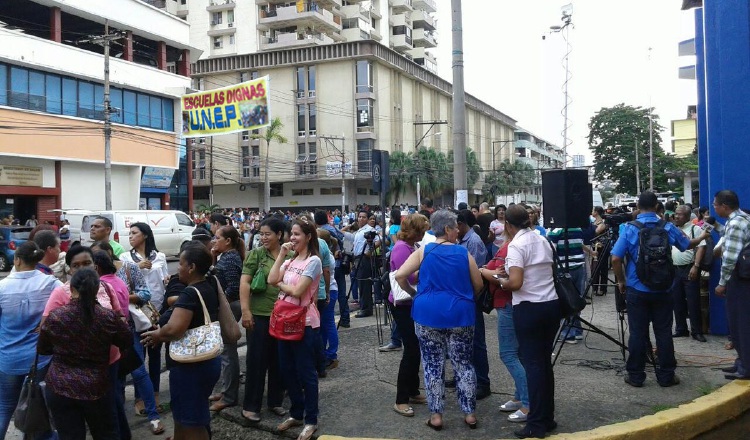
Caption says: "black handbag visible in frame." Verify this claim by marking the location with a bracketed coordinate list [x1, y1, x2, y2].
[476, 281, 494, 314]
[547, 240, 586, 318]
[14, 352, 52, 435]
[340, 252, 353, 275]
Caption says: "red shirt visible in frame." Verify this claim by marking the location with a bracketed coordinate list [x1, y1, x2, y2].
[487, 242, 512, 308]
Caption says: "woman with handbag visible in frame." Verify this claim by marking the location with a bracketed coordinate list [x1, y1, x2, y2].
[0, 242, 61, 439]
[479, 232, 530, 424]
[267, 218, 323, 440]
[39, 268, 132, 439]
[91, 241, 164, 433]
[494, 204, 559, 439]
[240, 217, 292, 423]
[389, 214, 429, 418]
[140, 244, 222, 440]
[120, 222, 170, 410]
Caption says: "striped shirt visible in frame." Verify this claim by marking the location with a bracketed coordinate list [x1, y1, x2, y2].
[719, 210, 750, 286]
[547, 228, 586, 270]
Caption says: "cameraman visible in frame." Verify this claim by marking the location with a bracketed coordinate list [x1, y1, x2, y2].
[344, 211, 380, 318]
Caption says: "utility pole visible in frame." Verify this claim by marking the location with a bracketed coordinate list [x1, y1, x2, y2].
[451, 0, 467, 208]
[635, 140, 641, 195]
[648, 47, 654, 191]
[413, 120, 447, 208]
[209, 137, 214, 207]
[79, 20, 124, 210]
[320, 135, 347, 214]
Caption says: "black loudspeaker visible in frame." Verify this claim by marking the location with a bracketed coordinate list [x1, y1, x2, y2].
[541, 169, 592, 229]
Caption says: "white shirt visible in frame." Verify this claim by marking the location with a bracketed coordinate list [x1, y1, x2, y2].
[506, 228, 557, 305]
[120, 250, 169, 310]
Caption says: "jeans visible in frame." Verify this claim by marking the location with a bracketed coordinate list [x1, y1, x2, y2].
[386, 300, 403, 347]
[497, 303, 529, 408]
[335, 266, 350, 325]
[47, 383, 118, 440]
[671, 266, 702, 335]
[0, 365, 55, 440]
[133, 342, 162, 399]
[321, 290, 339, 360]
[109, 362, 131, 440]
[415, 323, 476, 415]
[218, 300, 242, 405]
[128, 330, 159, 421]
[242, 316, 284, 413]
[473, 305, 491, 390]
[625, 288, 676, 385]
[514, 300, 560, 437]
[350, 263, 360, 302]
[393, 305, 420, 405]
[357, 257, 374, 314]
[278, 327, 319, 425]
[560, 266, 587, 338]
[726, 274, 750, 377]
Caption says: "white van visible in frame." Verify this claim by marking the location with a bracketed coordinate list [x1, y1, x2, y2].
[592, 190, 604, 209]
[48, 209, 96, 246]
[80, 210, 195, 257]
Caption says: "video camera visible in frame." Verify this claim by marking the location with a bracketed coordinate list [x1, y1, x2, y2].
[364, 230, 378, 241]
[603, 207, 632, 228]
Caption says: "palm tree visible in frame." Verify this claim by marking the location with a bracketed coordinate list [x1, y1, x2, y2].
[256, 117, 287, 213]
[414, 147, 449, 199]
[387, 151, 415, 206]
[448, 148, 483, 189]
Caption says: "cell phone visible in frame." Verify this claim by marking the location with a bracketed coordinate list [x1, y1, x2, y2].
[492, 274, 504, 280]
[702, 223, 714, 233]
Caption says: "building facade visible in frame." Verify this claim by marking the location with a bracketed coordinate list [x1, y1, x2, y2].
[189, 41, 517, 211]
[513, 128, 565, 204]
[0, 0, 198, 223]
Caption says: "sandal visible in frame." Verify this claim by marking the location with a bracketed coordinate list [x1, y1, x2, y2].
[134, 400, 146, 417]
[393, 404, 414, 417]
[209, 401, 235, 412]
[150, 420, 165, 435]
[242, 410, 261, 423]
[277, 417, 303, 432]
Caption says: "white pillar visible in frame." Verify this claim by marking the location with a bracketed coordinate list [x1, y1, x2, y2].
[683, 174, 693, 205]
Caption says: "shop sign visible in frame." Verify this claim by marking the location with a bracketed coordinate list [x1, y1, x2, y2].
[0, 165, 43, 187]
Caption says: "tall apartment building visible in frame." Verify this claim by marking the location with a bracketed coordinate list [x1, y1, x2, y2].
[0, 0, 199, 221]
[514, 128, 565, 204]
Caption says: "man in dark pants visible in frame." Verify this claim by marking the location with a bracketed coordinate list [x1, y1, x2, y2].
[612, 191, 709, 387]
[712, 190, 750, 379]
[314, 210, 349, 327]
[670, 205, 707, 342]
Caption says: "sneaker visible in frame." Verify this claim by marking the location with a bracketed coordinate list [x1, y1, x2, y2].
[379, 343, 402, 352]
[508, 409, 528, 423]
[659, 375, 681, 387]
[499, 400, 522, 412]
[575, 334, 584, 340]
[558, 336, 577, 344]
[325, 359, 339, 370]
[624, 376, 644, 388]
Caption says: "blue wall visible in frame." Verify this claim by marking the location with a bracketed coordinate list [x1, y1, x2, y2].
[695, 2, 750, 335]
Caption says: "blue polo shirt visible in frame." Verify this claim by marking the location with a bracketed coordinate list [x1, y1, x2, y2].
[611, 212, 690, 292]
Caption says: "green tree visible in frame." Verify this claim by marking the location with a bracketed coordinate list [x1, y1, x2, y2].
[482, 160, 536, 201]
[587, 103, 667, 195]
[195, 203, 221, 213]
[413, 147, 450, 198]
[448, 148, 483, 189]
[255, 117, 287, 213]
[387, 150, 416, 206]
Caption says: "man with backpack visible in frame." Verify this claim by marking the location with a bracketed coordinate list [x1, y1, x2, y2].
[670, 205, 708, 342]
[712, 190, 750, 380]
[611, 191, 710, 388]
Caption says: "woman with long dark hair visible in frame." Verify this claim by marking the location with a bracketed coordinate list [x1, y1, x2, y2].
[120, 222, 169, 409]
[240, 217, 291, 423]
[268, 218, 323, 440]
[141, 243, 222, 440]
[209, 225, 245, 411]
[0, 242, 61, 439]
[40, 268, 132, 439]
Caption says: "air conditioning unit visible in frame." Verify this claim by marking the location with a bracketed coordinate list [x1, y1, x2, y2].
[228, 22, 234, 27]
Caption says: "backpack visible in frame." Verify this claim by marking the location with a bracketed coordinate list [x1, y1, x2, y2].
[691, 226, 715, 271]
[630, 220, 674, 291]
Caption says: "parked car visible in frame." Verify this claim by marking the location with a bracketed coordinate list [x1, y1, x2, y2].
[0, 226, 33, 272]
[80, 210, 195, 257]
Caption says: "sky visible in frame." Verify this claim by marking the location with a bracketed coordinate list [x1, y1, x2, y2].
[433, 0, 697, 165]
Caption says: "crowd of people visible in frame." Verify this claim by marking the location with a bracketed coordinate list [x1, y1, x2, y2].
[0, 189, 747, 440]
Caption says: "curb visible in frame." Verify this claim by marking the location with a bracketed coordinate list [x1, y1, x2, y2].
[318, 381, 750, 440]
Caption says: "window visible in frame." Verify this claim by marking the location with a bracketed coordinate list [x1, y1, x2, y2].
[357, 188, 368, 195]
[296, 67, 305, 98]
[320, 187, 342, 195]
[297, 104, 306, 136]
[78, 82, 95, 118]
[0, 64, 6, 105]
[45, 74, 61, 114]
[308, 66, 316, 97]
[252, 145, 260, 177]
[242, 130, 249, 141]
[198, 149, 206, 179]
[308, 104, 316, 135]
[241, 146, 251, 178]
[110, 87, 123, 123]
[123, 90, 137, 125]
[212, 12, 222, 24]
[162, 99, 174, 131]
[137, 93, 150, 126]
[29, 71, 45, 111]
[176, 213, 193, 226]
[62, 78, 77, 116]
[229, 34, 235, 45]
[292, 188, 314, 196]
[357, 99, 374, 131]
[227, 10, 234, 23]
[357, 139, 373, 173]
[270, 183, 284, 197]
[213, 37, 223, 49]
[9, 66, 29, 108]
[150, 96, 162, 129]
[308, 141, 317, 174]
[356, 60, 373, 93]
[297, 143, 307, 175]
[342, 18, 358, 29]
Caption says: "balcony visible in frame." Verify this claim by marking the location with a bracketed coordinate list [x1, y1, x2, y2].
[412, 28, 436, 47]
[260, 31, 335, 51]
[370, 28, 382, 41]
[389, 0, 414, 13]
[389, 12, 412, 27]
[391, 33, 413, 51]
[341, 4, 370, 21]
[409, 47, 436, 64]
[207, 0, 236, 12]
[259, 4, 342, 33]
[370, 4, 382, 19]
[411, 9, 436, 30]
[207, 23, 237, 37]
[413, 0, 436, 13]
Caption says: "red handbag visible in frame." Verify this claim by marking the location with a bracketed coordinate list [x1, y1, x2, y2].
[269, 296, 308, 341]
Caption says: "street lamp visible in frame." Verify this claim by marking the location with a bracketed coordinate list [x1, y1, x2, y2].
[547, 3, 573, 170]
[491, 140, 515, 172]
